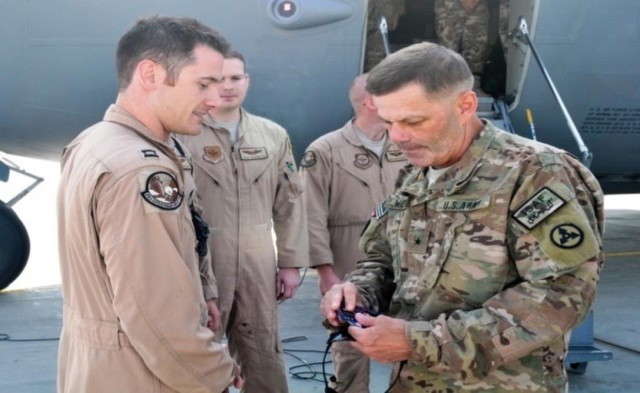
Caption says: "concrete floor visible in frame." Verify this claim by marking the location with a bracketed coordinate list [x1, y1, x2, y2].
[1, 208, 639, 392]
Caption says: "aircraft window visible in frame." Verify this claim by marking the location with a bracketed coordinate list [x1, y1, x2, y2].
[277, 1, 297, 18]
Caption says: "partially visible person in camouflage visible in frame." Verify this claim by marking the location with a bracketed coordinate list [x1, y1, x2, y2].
[321, 42, 605, 392]
[364, 0, 405, 72]
[435, 0, 490, 74]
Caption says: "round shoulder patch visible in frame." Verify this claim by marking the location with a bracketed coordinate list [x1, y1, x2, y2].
[141, 171, 184, 210]
[550, 224, 584, 249]
[300, 150, 317, 168]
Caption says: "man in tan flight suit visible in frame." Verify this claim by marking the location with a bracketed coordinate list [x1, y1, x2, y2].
[301, 74, 407, 392]
[57, 17, 242, 392]
[179, 50, 308, 393]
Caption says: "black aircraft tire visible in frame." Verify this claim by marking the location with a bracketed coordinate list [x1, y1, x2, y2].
[0, 202, 30, 290]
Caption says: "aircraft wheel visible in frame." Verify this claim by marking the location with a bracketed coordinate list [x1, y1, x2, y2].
[0, 202, 30, 290]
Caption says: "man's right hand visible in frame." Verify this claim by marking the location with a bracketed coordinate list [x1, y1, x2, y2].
[320, 282, 361, 327]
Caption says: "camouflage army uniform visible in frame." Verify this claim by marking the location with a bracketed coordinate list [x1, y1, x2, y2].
[347, 121, 604, 392]
[364, 0, 405, 72]
[435, 0, 491, 74]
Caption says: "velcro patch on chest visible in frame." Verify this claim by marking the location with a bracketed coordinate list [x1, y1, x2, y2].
[513, 187, 565, 229]
[141, 171, 183, 210]
[435, 197, 490, 212]
[238, 147, 268, 160]
[385, 150, 407, 162]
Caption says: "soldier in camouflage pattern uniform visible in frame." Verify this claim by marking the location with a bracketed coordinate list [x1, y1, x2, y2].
[435, 0, 490, 74]
[321, 42, 604, 392]
[364, 0, 405, 72]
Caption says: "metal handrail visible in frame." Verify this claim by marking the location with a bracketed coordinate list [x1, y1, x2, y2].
[515, 17, 593, 167]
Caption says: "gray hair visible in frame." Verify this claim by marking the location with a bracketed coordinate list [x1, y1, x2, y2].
[366, 42, 474, 98]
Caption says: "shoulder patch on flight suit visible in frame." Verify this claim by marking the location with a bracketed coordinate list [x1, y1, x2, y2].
[435, 196, 491, 212]
[141, 171, 183, 210]
[354, 153, 372, 170]
[238, 147, 268, 160]
[550, 223, 584, 249]
[385, 150, 407, 162]
[300, 150, 317, 168]
[203, 145, 225, 164]
[513, 187, 565, 229]
[139, 149, 159, 159]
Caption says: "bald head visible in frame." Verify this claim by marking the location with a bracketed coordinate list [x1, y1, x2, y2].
[348, 73, 369, 115]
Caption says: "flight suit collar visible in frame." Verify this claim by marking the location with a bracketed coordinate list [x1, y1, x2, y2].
[342, 119, 396, 153]
[103, 104, 187, 178]
[397, 120, 497, 205]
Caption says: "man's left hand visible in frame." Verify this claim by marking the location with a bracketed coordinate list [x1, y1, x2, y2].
[349, 313, 412, 363]
[276, 267, 300, 301]
[206, 299, 221, 332]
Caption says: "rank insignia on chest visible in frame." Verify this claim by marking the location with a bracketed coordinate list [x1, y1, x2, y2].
[354, 153, 372, 169]
[203, 145, 225, 164]
[238, 147, 268, 160]
[513, 187, 565, 229]
[141, 171, 184, 210]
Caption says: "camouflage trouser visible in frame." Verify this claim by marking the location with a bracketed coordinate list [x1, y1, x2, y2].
[434, 0, 490, 74]
[364, 30, 386, 72]
[498, 0, 510, 57]
[329, 340, 371, 392]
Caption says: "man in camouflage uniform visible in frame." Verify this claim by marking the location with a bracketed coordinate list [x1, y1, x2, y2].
[435, 0, 510, 74]
[301, 74, 407, 392]
[321, 42, 604, 392]
[364, 0, 405, 72]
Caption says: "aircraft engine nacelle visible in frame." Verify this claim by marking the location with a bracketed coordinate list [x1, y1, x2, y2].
[0, 201, 30, 290]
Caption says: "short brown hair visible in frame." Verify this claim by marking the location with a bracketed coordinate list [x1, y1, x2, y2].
[116, 16, 230, 90]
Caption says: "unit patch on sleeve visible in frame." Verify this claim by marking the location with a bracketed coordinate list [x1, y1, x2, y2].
[513, 187, 565, 229]
[550, 223, 584, 249]
[141, 171, 183, 210]
[372, 202, 388, 219]
[300, 150, 317, 168]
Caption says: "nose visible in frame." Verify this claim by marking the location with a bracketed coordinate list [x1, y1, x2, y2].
[204, 88, 222, 108]
[387, 123, 410, 144]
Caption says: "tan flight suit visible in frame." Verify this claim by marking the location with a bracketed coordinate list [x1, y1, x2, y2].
[179, 108, 308, 393]
[57, 104, 237, 393]
[300, 120, 407, 392]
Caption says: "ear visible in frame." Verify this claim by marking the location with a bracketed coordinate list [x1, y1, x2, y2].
[456, 90, 477, 122]
[363, 95, 376, 111]
[136, 60, 160, 90]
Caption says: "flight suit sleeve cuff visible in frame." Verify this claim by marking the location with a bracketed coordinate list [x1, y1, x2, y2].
[202, 284, 218, 301]
[405, 321, 441, 366]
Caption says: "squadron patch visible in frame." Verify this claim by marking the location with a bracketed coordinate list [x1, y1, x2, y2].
[354, 153, 372, 170]
[513, 187, 565, 229]
[300, 150, 317, 168]
[551, 224, 584, 249]
[203, 146, 224, 164]
[238, 147, 268, 160]
[141, 171, 183, 210]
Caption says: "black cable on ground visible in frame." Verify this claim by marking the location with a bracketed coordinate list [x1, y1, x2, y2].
[595, 336, 640, 356]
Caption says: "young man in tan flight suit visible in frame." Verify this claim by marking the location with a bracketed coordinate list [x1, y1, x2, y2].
[300, 74, 407, 392]
[179, 50, 308, 393]
[57, 16, 243, 392]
